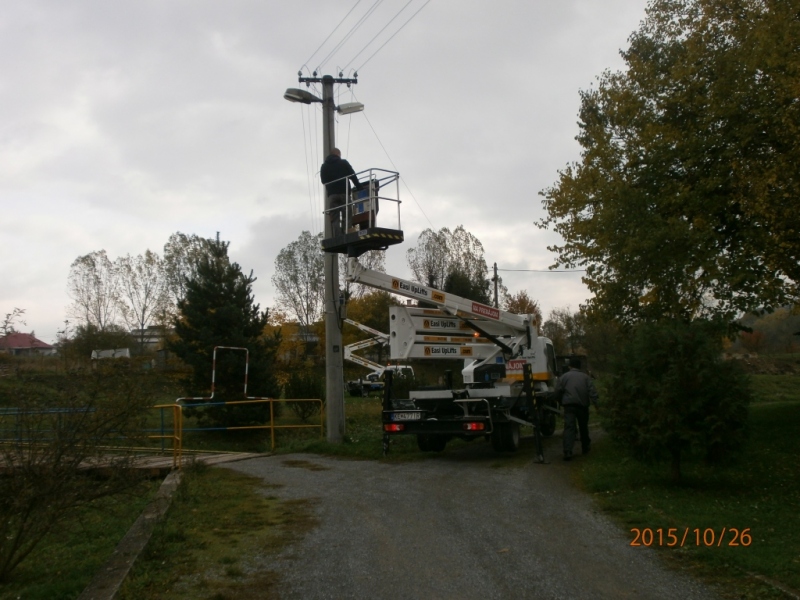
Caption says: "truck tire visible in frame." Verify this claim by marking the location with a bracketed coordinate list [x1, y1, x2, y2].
[539, 410, 556, 437]
[491, 422, 520, 452]
[417, 434, 448, 452]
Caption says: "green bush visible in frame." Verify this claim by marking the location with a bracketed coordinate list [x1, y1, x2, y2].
[603, 319, 751, 482]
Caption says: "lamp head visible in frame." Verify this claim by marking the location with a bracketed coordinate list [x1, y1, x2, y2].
[284, 88, 322, 104]
[337, 102, 365, 115]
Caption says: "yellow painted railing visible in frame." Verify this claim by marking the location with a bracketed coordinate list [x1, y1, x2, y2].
[150, 403, 183, 469]
[154, 398, 324, 468]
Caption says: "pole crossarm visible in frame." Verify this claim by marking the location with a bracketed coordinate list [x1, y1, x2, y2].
[299, 76, 358, 85]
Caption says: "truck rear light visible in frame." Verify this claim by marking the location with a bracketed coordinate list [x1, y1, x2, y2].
[384, 423, 405, 432]
[463, 422, 485, 431]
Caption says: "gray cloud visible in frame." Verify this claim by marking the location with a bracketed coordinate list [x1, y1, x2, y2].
[1, 0, 647, 342]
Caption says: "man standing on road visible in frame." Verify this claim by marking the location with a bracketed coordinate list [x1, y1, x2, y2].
[555, 357, 599, 461]
[320, 148, 364, 236]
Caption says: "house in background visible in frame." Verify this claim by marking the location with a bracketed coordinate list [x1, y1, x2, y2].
[0, 332, 56, 356]
[91, 348, 131, 359]
[129, 326, 174, 352]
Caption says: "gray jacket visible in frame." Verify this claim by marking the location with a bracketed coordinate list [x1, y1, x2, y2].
[555, 368, 599, 407]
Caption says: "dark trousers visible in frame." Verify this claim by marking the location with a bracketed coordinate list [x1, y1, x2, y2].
[563, 404, 590, 456]
[327, 193, 346, 236]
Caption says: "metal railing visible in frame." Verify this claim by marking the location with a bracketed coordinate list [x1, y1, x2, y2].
[164, 347, 324, 467]
[322, 167, 401, 232]
[1, 347, 325, 470]
[149, 403, 183, 469]
[173, 397, 323, 459]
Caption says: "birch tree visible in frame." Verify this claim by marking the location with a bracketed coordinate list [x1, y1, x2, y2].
[163, 232, 216, 308]
[271, 231, 324, 333]
[115, 250, 170, 347]
[67, 251, 120, 332]
[406, 225, 491, 302]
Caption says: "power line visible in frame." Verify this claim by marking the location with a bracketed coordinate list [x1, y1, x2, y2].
[318, 0, 387, 72]
[302, 103, 323, 235]
[312, 103, 323, 234]
[343, 0, 416, 70]
[356, 0, 431, 72]
[304, 0, 365, 69]
[300, 106, 317, 234]
[355, 97, 434, 229]
[497, 268, 586, 273]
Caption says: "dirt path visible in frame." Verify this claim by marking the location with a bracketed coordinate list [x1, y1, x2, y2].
[223, 436, 719, 600]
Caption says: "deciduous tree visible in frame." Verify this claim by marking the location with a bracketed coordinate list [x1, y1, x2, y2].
[504, 291, 543, 328]
[271, 231, 324, 334]
[542, 307, 584, 355]
[162, 232, 216, 308]
[67, 251, 121, 332]
[539, 0, 799, 324]
[407, 225, 491, 303]
[116, 250, 169, 348]
[1, 308, 26, 336]
[406, 228, 449, 289]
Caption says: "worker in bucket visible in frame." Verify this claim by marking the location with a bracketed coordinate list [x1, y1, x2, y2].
[554, 357, 599, 461]
[320, 147, 364, 236]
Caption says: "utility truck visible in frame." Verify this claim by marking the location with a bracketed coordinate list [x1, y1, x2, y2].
[322, 167, 559, 460]
[347, 262, 559, 459]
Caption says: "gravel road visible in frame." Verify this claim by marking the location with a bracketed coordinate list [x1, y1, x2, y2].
[223, 436, 719, 600]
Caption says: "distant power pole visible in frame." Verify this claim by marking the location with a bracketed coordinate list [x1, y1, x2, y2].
[493, 262, 499, 308]
[285, 73, 358, 444]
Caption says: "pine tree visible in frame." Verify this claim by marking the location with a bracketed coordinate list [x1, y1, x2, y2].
[169, 237, 280, 427]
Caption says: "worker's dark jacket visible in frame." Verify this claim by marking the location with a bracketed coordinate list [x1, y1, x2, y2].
[555, 369, 599, 407]
[320, 154, 363, 195]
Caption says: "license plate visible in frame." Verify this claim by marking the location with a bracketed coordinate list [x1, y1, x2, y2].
[390, 412, 421, 421]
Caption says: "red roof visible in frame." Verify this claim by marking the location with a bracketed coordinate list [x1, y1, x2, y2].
[0, 332, 54, 350]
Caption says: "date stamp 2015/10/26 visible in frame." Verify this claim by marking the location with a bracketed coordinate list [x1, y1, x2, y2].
[630, 528, 752, 547]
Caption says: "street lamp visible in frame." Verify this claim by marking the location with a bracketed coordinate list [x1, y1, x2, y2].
[283, 88, 364, 116]
[337, 102, 364, 115]
[283, 88, 322, 104]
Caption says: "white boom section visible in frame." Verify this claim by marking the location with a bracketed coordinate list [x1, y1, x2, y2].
[343, 340, 385, 373]
[389, 306, 512, 361]
[346, 258, 532, 330]
[343, 319, 388, 373]
[344, 318, 388, 341]
[346, 258, 540, 384]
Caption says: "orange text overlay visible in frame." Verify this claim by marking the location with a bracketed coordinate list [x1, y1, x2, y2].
[630, 527, 753, 548]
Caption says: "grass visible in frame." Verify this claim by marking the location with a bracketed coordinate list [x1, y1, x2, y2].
[272, 395, 416, 459]
[268, 395, 490, 461]
[117, 463, 317, 600]
[0, 480, 160, 600]
[168, 395, 424, 460]
[751, 374, 800, 404]
[575, 398, 800, 599]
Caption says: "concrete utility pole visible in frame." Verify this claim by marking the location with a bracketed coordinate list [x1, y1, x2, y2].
[284, 74, 359, 443]
[319, 75, 345, 443]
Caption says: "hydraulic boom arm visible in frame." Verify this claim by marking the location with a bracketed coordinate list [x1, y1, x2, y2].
[345, 257, 538, 370]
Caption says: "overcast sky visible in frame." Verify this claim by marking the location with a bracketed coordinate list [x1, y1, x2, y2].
[1, 0, 649, 344]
